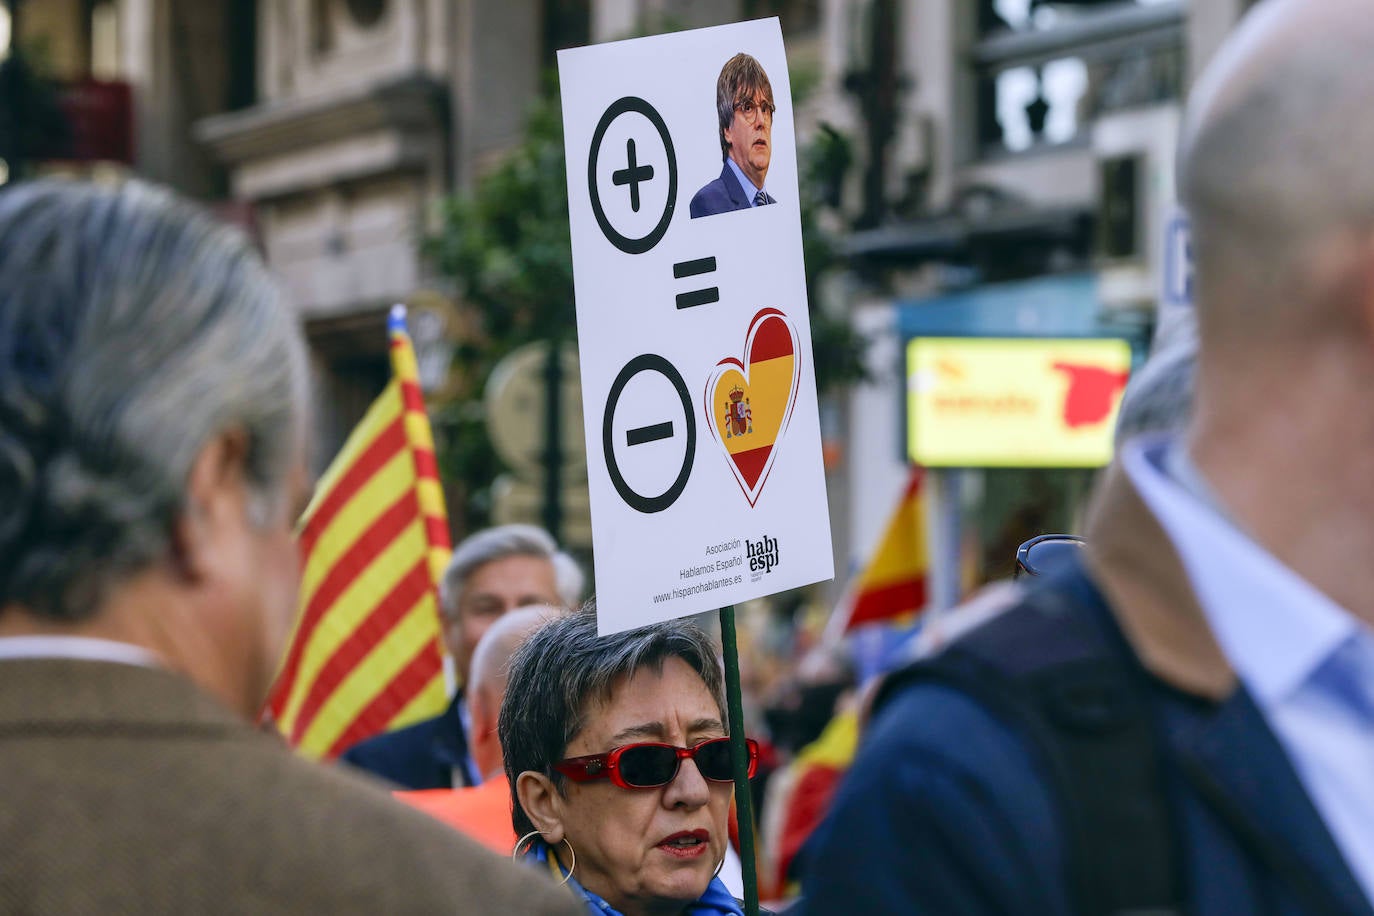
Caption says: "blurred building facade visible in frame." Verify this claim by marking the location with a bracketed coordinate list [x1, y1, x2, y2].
[0, 0, 789, 468]
[2, 0, 1259, 600]
[815, 0, 1260, 602]
[4, 0, 573, 458]
[194, 0, 541, 455]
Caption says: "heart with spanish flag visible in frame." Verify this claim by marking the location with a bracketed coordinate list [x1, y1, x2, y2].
[703, 308, 801, 507]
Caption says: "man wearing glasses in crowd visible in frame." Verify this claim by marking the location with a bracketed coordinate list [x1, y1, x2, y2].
[690, 52, 777, 218]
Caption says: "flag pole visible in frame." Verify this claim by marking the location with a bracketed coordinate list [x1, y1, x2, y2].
[718, 604, 760, 916]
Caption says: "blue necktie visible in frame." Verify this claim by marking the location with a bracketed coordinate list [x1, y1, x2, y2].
[753, 190, 772, 207]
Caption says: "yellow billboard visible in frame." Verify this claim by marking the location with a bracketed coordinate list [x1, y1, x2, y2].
[907, 337, 1133, 468]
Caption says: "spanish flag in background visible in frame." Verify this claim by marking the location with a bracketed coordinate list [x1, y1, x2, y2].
[828, 466, 930, 636]
[265, 305, 451, 760]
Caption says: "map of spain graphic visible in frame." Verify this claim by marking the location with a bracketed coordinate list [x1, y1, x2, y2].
[1052, 362, 1130, 428]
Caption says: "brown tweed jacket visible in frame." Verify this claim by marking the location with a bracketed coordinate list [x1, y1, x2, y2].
[0, 658, 583, 915]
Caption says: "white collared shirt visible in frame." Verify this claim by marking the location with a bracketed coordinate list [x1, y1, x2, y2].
[0, 635, 160, 667]
[454, 697, 481, 787]
[725, 157, 769, 206]
[1124, 435, 1374, 904]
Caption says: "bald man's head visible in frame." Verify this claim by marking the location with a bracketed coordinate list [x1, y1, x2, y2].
[469, 605, 562, 701]
[466, 605, 563, 780]
[1179, 0, 1374, 345]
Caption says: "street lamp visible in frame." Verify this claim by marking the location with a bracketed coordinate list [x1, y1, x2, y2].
[409, 306, 453, 394]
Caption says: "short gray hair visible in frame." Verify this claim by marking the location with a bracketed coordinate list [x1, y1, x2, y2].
[0, 179, 308, 620]
[498, 603, 726, 836]
[438, 524, 583, 617]
[1114, 321, 1198, 447]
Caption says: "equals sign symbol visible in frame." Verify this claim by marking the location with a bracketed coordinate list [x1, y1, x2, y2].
[673, 256, 719, 309]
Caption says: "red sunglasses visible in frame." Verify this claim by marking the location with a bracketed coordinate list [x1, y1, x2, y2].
[553, 736, 760, 789]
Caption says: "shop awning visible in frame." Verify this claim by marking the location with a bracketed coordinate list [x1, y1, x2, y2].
[896, 272, 1146, 343]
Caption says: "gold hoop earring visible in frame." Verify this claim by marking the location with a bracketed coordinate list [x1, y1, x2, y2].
[511, 831, 577, 887]
[512, 830, 542, 861]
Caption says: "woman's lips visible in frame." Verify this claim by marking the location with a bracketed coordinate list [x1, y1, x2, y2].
[656, 829, 711, 859]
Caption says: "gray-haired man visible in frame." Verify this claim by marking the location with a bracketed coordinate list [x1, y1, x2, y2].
[0, 180, 581, 915]
[341, 523, 583, 789]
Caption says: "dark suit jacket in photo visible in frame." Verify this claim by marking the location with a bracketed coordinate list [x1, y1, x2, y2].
[0, 659, 581, 915]
[340, 690, 472, 790]
[691, 162, 758, 218]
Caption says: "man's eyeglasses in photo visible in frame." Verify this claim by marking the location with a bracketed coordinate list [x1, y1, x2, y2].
[734, 98, 776, 124]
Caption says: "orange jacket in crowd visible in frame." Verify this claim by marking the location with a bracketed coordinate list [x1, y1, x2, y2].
[395, 775, 518, 854]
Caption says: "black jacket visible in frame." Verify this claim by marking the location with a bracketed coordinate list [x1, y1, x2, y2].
[339, 691, 473, 790]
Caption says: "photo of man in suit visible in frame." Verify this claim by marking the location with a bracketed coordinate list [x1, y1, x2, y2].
[690, 52, 778, 218]
[0, 180, 582, 916]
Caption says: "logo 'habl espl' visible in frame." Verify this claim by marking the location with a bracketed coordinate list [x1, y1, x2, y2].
[746, 535, 780, 575]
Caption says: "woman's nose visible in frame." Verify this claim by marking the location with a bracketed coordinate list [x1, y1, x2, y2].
[663, 757, 712, 808]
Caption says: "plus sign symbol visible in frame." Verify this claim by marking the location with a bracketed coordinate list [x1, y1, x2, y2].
[613, 139, 654, 213]
[588, 97, 678, 255]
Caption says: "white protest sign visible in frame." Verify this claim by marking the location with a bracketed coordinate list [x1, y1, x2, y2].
[559, 19, 834, 635]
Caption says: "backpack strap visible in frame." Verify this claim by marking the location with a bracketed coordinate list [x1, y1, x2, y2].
[875, 560, 1183, 916]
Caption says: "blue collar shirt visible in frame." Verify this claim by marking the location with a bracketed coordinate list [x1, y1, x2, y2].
[725, 157, 769, 207]
[455, 697, 482, 786]
[1124, 434, 1374, 906]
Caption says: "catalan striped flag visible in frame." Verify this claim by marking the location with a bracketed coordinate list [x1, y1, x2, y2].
[266, 305, 451, 760]
[828, 466, 929, 636]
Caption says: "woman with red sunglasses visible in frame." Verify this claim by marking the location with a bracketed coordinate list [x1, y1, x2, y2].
[499, 605, 762, 916]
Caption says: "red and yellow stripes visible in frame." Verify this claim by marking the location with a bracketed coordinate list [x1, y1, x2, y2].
[845, 467, 929, 631]
[715, 319, 795, 484]
[266, 308, 451, 760]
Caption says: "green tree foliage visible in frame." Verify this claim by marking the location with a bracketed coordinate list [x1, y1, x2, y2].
[427, 92, 573, 344]
[426, 76, 865, 531]
[423, 85, 574, 532]
[799, 123, 869, 394]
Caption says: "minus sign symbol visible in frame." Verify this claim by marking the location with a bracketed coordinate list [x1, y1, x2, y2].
[627, 421, 674, 446]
